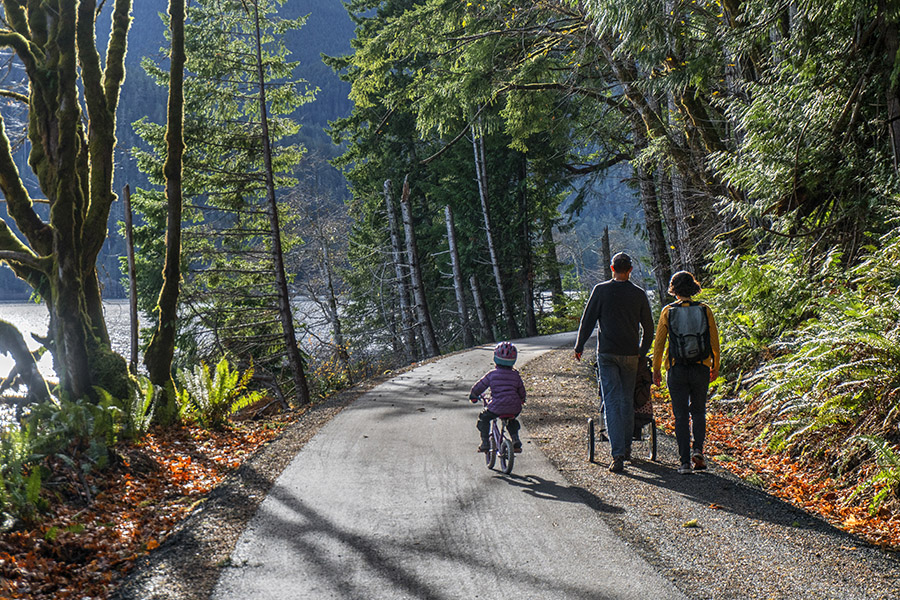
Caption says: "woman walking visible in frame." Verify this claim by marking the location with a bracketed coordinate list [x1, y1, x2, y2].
[652, 271, 720, 474]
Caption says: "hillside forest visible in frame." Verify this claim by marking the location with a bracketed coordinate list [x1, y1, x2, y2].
[2, 0, 900, 596]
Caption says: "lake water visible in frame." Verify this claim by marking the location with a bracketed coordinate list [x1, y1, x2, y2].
[0, 297, 332, 382]
[0, 300, 136, 381]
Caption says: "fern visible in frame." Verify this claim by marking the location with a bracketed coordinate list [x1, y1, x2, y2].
[0, 423, 45, 526]
[849, 435, 900, 513]
[124, 377, 157, 439]
[176, 358, 259, 429]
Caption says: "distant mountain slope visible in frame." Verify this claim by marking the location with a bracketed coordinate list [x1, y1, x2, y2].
[1, 1, 356, 301]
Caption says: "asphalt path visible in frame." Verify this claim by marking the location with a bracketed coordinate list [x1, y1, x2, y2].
[213, 333, 686, 600]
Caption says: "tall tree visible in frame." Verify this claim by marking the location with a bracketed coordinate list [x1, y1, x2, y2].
[0, 0, 131, 401]
[144, 0, 186, 422]
[444, 205, 476, 347]
[130, 0, 313, 402]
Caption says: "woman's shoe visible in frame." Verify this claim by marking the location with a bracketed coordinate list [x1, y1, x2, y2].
[692, 452, 707, 470]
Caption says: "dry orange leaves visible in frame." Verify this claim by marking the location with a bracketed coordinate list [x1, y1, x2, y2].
[0, 417, 293, 600]
[654, 388, 900, 550]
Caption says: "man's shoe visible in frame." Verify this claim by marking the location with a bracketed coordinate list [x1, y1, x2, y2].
[692, 452, 707, 471]
[678, 463, 693, 475]
[609, 457, 625, 473]
[624, 449, 633, 462]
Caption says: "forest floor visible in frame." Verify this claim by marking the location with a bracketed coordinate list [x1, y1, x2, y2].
[2, 344, 900, 599]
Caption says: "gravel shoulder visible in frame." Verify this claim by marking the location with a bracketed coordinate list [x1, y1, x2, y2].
[114, 342, 900, 600]
[520, 348, 900, 600]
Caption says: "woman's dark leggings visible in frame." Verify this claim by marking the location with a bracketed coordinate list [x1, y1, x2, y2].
[666, 363, 709, 466]
[477, 410, 520, 444]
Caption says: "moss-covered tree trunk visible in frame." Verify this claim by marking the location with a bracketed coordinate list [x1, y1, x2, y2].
[144, 0, 186, 423]
[0, 0, 131, 402]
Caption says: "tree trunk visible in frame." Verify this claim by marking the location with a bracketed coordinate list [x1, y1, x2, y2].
[445, 206, 476, 348]
[472, 127, 520, 340]
[519, 156, 538, 337]
[320, 240, 352, 384]
[0, 319, 51, 405]
[0, 0, 131, 402]
[384, 180, 418, 362]
[634, 163, 672, 298]
[601, 226, 612, 281]
[399, 175, 440, 357]
[541, 223, 566, 316]
[883, 1, 900, 175]
[250, 0, 310, 406]
[470, 275, 495, 343]
[145, 0, 186, 422]
[123, 185, 140, 375]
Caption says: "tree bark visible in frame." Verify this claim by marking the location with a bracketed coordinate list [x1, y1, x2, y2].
[0, 319, 51, 405]
[399, 175, 440, 358]
[601, 226, 612, 281]
[472, 127, 520, 340]
[883, 0, 900, 175]
[469, 275, 494, 343]
[541, 223, 566, 316]
[320, 237, 351, 384]
[145, 0, 186, 422]
[519, 156, 538, 337]
[123, 185, 140, 375]
[250, 0, 310, 406]
[0, 0, 131, 402]
[384, 180, 418, 362]
[634, 164, 672, 299]
[445, 206, 476, 348]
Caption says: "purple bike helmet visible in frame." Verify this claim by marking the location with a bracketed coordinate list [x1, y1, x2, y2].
[493, 341, 518, 367]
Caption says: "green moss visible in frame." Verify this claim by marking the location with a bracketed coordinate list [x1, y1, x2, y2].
[89, 344, 129, 401]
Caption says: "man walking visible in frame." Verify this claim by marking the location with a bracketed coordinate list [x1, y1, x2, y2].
[574, 252, 654, 473]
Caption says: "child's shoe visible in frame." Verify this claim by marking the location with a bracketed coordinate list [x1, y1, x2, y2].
[477, 442, 490, 453]
[513, 439, 522, 453]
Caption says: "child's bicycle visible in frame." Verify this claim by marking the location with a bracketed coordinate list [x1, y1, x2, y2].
[478, 394, 516, 475]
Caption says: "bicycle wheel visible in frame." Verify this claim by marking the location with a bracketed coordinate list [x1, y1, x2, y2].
[587, 418, 596, 463]
[486, 435, 497, 469]
[499, 439, 514, 474]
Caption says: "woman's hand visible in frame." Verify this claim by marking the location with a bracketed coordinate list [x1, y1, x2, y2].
[653, 370, 662, 387]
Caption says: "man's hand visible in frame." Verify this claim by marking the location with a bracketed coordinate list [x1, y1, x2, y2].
[574, 351, 582, 361]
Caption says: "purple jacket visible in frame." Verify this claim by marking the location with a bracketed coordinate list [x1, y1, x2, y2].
[469, 366, 526, 416]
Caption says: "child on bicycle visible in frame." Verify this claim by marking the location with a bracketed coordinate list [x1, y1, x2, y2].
[469, 341, 526, 453]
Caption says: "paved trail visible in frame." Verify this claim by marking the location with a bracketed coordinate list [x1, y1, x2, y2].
[213, 333, 685, 600]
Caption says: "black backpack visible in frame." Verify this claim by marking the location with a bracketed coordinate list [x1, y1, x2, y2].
[667, 301, 711, 365]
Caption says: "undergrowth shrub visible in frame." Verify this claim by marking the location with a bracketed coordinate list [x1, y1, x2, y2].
[537, 290, 587, 335]
[176, 358, 262, 428]
[721, 227, 900, 483]
[310, 352, 351, 400]
[849, 435, 900, 513]
[0, 423, 44, 527]
[707, 244, 829, 374]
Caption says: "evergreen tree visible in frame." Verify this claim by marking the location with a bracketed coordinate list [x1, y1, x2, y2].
[129, 0, 314, 401]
